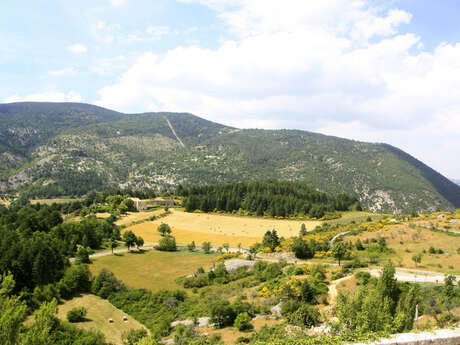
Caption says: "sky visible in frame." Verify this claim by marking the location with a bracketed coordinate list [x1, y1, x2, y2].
[1, 0, 459, 180]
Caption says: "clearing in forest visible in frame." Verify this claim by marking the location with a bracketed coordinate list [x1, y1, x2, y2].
[56, 294, 148, 345]
[89, 249, 218, 292]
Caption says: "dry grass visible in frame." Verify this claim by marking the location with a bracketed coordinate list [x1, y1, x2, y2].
[126, 209, 321, 246]
[348, 224, 460, 274]
[56, 294, 148, 345]
[30, 198, 82, 205]
[115, 209, 163, 226]
[89, 250, 218, 292]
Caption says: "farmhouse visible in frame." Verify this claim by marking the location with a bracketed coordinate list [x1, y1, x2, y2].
[129, 197, 148, 211]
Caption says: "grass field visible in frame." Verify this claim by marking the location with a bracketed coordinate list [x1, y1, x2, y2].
[56, 294, 148, 345]
[326, 211, 386, 225]
[89, 250, 218, 292]
[347, 223, 460, 274]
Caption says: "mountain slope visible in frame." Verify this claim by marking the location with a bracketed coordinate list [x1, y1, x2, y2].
[0, 102, 459, 213]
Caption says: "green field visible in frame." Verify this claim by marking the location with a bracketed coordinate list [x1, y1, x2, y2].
[89, 249, 219, 292]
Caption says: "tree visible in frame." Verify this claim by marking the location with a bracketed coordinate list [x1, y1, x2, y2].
[299, 223, 307, 237]
[76, 245, 91, 264]
[411, 253, 422, 267]
[187, 241, 196, 252]
[158, 236, 176, 251]
[223, 243, 230, 253]
[286, 305, 320, 327]
[332, 241, 348, 266]
[67, 307, 87, 322]
[123, 231, 137, 250]
[135, 236, 144, 250]
[237, 243, 242, 253]
[110, 237, 119, 254]
[0, 274, 27, 345]
[292, 237, 314, 259]
[234, 312, 252, 331]
[157, 223, 171, 237]
[355, 238, 364, 251]
[202, 241, 212, 254]
[210, 300, 236, 328]
[262, 230, 280, 252]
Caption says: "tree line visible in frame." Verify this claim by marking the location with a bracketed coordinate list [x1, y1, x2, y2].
[179, 181, 361, 218]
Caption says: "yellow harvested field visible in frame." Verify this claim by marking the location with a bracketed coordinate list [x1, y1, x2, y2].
[115, 209, 163, 226]
[127, 209, 321, 246]
[89, 250, 218, 292]
[56, 294, 148, 345]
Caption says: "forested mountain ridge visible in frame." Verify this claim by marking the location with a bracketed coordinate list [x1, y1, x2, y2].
[1, 102, 459, 213]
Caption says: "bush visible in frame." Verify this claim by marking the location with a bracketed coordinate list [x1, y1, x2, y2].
[58, 264, 92, 299]
[292, 237, 315, 259]
[67, 306, 87, 322]
[286, 305, 320, 327]
[210, 300, 236, 328]
[158, 236, 177, 251]
[91, 269, 127, 298]
[234, 312, 253, 331]
[122, 328, 148, 345]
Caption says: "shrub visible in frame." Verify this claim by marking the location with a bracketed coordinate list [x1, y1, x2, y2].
[210, 300, 236, 328]
[234, 312, 252, 331]
[292, 237, 314, 259]
[58, 264, 92, 299]
[91, 269, 127, 298]
[122, 328, 148, 345]
[158, 236, 177, 251]
[67, 306, 87, 322]
[202, 241, 212, 254]
[286, 305, 320, 327]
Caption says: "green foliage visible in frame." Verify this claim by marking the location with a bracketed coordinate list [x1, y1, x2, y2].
[262, 230, 280, 252]
[286, 305, 320, 328]
[123, 230, 137, 250]
[291, 237, 315, 259]
[202, 241, 211, 254]
[157, 223, 172, 237]
[91, 269, 127, 298]
[332, 242, 348, 266]
[210, 300, 236, 328]
[158, 236, 177, 251]
[187, 241, 196, 252]
[122, 328, 148, 345]
[58, 264, 92, 299]
[67, 307, 87, 323]
[234, 312, 253, 331]
[76, 245, 92, 264]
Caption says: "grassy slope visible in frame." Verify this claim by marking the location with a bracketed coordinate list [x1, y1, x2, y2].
[56, 294, 148, 345]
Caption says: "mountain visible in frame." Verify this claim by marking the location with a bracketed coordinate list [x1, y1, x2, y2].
[1, 102, 459, 213]
[452, 179, 460, 186]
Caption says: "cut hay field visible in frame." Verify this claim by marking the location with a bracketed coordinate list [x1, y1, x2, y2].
[347, 223, 460, 274]
[56, 294, 148, 345]
[126, 209, 322, 247]
[89, 250, 218, 292]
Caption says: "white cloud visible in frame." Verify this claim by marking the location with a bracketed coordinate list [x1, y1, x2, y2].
[48, 67, 77, 76]
[67, 43, 87, 54]
[4, 91, 82, 103]
[146, 26, 169, 38]
[110, 0, 124, 6]
[96, 0, 460, 176]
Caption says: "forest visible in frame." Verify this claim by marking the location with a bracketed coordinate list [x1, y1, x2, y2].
[179, 181, 361, 218]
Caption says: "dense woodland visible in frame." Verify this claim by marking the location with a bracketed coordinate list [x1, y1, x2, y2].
[179, 181, 361, 218]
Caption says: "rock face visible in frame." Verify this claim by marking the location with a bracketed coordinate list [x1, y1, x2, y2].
[1, 102, 460, 213]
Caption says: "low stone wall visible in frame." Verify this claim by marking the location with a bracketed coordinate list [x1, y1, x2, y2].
[352, 326, 460, 345]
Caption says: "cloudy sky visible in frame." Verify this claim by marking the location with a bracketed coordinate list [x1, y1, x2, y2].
[1, 1, 459, 180]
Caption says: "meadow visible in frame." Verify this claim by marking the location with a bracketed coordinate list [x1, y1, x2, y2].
[89, 249, 219, 292]
[56, 294, 148, 345]
[347, 222, 460, 274]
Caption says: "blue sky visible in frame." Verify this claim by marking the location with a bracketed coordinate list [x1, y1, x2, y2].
[1, 0, 460, 179]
